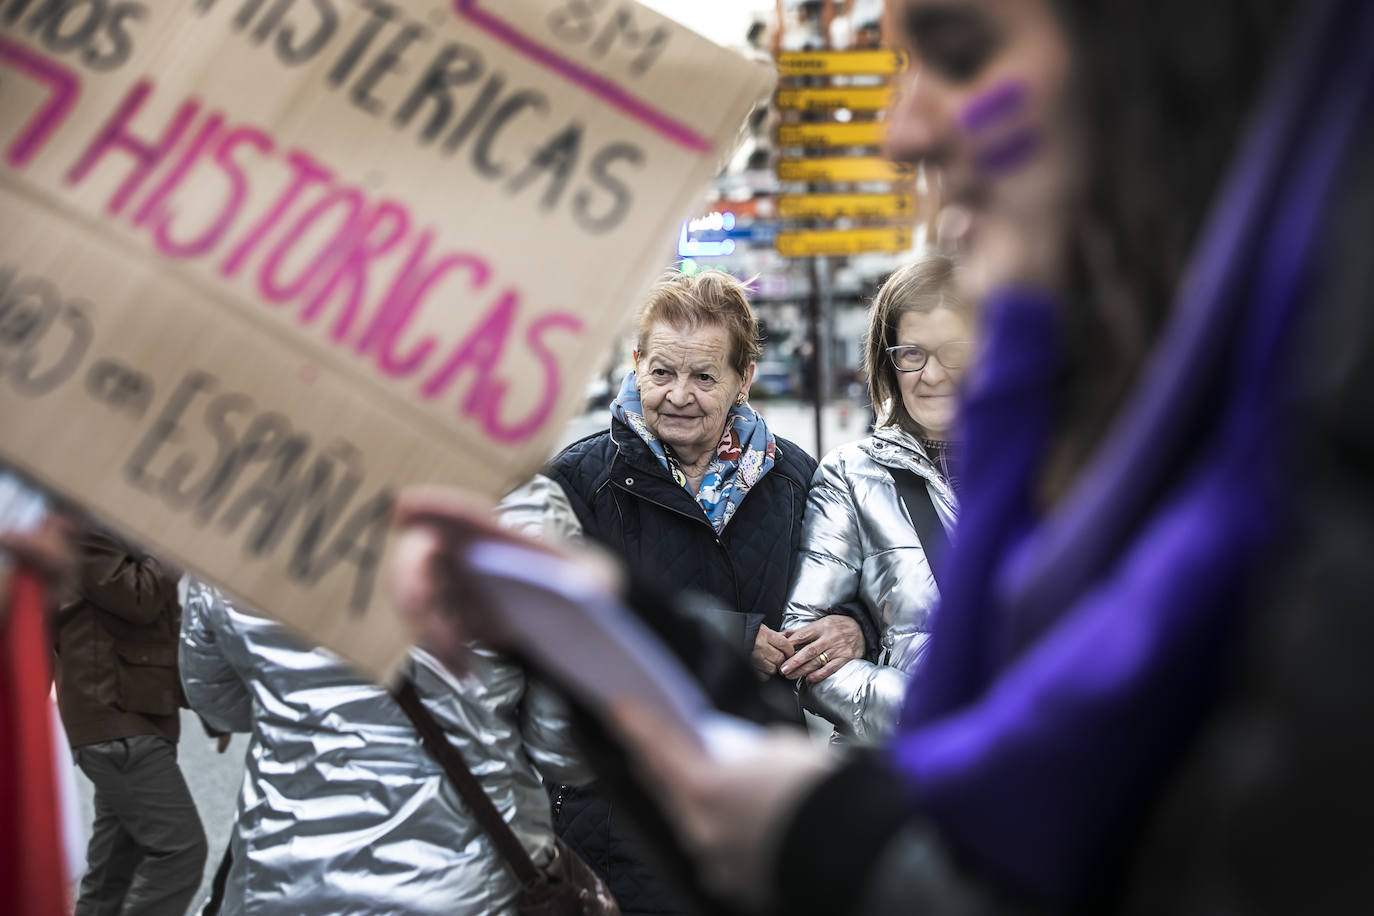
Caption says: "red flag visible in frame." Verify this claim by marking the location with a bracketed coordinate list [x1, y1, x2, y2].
[0, 565, 69, 916]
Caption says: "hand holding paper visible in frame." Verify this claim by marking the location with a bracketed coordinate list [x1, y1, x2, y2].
[390, 486, 827, 910]
[609, 701, 835, 913]
[391, 484, 762, 757]
[392, 484, 622, 674]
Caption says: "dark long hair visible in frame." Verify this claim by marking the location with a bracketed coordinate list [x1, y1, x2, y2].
[1040, 0, 1294, 502]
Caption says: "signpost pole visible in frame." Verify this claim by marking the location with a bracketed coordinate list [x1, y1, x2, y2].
[775, 17, 914, 459]
[808, 256, 830, 458]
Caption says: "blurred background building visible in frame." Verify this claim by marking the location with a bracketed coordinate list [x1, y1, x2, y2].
[583, 0, 935, 457]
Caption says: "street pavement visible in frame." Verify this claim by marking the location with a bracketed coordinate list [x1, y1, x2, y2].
[69, 399, 866, 911]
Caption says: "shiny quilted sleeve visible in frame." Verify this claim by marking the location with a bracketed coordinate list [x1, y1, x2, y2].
[497, 474, 586, 544]
[178, 580, 253, 733]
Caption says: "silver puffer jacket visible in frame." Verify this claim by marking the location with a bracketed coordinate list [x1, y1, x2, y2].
[179, 581, 589, 915]
[783, 426, 957, 743]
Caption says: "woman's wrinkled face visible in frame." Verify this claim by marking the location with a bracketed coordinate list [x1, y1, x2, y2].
[895, 307, 974, 437]
[887, 0, 1081, 298]
[635, 322, 752, 460]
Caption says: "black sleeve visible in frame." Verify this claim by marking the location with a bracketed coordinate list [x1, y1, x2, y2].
[773, 752, 917, 916]
[829, 597, 883, 661]
[623, 576, 799, 726]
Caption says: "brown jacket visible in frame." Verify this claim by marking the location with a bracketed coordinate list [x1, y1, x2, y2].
[54, 529, 183, 747]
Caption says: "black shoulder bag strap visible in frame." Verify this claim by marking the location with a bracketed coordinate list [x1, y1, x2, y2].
[888, 467, 950, 590]
[393, 676, 542, 888]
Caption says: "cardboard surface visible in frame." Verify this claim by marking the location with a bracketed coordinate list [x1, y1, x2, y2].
[0, 0, 771, 679]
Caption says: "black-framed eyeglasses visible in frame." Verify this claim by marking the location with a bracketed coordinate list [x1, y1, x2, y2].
[887, 340, 972, 373]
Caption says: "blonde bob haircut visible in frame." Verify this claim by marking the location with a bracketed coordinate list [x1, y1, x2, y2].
[863, 252, 966, 437]
[636, 269, 762, 379]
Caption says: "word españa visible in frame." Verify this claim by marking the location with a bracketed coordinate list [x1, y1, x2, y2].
[126, 369, 393, 616]
[189, 0, 646, 233]
[9, 67, 588, 443]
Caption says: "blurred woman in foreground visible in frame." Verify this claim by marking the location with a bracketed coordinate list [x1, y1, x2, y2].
[396, 0, 1374, 911]
[781, 254, 967, 744]
[605, 0, 1374, 913]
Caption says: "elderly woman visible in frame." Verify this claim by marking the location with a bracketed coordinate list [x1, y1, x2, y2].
[781, 253, 967, 744]
[499, 268, 817, 915]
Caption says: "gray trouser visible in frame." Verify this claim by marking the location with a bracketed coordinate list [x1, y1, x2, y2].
[73, 735, 207, 916]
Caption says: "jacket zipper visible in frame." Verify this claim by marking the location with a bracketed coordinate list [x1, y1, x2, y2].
[611, 473, 740, 599]
[612, 447, 802, 616]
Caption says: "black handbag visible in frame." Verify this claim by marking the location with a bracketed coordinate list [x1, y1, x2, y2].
[393, 677, 619, 916]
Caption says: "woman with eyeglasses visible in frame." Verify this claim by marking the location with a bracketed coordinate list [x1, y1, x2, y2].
[780, 253, 969, 744]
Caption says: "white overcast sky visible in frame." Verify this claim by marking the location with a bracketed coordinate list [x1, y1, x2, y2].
[638, 0, 774, 47]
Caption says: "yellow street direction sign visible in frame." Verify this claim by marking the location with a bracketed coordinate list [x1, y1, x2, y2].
[777, 157, 912, 183]
[776, 50, 906, 76]
[778, 192, 915, 220]
[776, 226, 913, 258]
[777, 121, 887, 148]
[775, 86, 894, 112]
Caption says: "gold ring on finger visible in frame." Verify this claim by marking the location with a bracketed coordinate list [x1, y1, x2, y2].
[818, 651, 831, 665]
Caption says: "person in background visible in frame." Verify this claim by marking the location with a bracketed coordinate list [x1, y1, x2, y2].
[498, 269, 824, 915]
[179, 580, 590, 914]
[53, 524, 206, 915]
[782, 253, 967, 744]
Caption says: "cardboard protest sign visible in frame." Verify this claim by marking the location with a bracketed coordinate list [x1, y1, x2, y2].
[0, 0, 772, 679]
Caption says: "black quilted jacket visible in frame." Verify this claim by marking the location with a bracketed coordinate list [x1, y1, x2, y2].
[543, 419, 816, 915]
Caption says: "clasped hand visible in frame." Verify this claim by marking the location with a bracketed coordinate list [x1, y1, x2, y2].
[750, 614, 864, 682]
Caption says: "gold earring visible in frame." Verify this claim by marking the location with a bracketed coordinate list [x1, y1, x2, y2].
[735, 392, 747, 406]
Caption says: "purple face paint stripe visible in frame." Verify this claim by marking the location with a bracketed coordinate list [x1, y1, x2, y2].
[958, 80, 1030, 133]
[972, 126, 1042, 176]
[451, 0, 713, 154]
[0, 37, 81, 168]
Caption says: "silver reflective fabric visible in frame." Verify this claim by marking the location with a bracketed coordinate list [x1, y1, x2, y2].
[499, 473, 587, 544]
[180, 582, 589, 915]
[783, 426, 958, 743]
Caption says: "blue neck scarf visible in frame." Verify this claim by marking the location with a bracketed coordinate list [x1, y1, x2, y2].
[611, 371, 776, 534]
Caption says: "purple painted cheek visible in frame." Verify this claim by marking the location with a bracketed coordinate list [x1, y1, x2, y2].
[957, 79, 1043, 178]
[958, 80, 1029, 132]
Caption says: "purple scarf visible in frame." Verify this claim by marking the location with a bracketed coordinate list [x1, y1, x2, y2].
[888, 1, 1374, 907]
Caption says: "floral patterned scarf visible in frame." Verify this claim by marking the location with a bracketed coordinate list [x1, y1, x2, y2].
[611, 371, 776, 533]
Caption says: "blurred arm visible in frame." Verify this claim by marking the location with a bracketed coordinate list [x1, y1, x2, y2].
[786, 456, 903, 737]
[497, 474, 586, 544]
[520, 677, 594, 787]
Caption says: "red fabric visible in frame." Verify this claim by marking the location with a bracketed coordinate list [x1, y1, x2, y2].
[0, 566, 69, 916]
